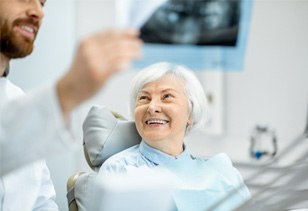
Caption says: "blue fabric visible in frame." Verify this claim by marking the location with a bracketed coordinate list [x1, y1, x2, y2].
[100, 140, 250, 211]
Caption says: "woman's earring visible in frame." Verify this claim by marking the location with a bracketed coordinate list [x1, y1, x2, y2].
[186, 123, 192, 132]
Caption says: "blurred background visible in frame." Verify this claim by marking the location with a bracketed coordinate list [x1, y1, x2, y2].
[9, 0, 308, 210]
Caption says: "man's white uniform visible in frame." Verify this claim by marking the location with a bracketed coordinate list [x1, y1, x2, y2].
[0, 78, 74, 176]
[0, 78, 62, 210]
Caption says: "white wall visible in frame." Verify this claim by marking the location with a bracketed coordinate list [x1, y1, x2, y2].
[8, 0, 308, 210]
[186, 0, 308, 162]
[227, 0, 308, 140]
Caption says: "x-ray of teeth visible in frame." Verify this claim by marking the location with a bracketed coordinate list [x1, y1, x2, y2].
[140, 0, 240, 46]
[118, 0, 253, 70]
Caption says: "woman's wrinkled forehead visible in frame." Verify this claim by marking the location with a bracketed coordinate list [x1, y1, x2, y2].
[138, 74, 187, 94]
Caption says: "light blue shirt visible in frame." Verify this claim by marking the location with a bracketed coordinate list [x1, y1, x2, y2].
[100, 140, 250, 211]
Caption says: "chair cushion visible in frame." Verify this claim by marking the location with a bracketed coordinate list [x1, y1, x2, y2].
[82, 105, 141, 169]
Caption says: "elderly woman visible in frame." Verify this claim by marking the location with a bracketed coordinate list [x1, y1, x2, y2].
[99, 62, 250, 210]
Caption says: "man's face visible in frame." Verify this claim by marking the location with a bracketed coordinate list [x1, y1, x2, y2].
[0, 0, 45, 59]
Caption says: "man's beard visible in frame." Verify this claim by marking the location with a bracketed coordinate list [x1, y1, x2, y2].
[0, 17, 38, 59]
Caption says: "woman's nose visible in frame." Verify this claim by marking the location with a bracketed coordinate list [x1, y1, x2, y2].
[147, 99, 162, 114]
[26, 0, 45, 21]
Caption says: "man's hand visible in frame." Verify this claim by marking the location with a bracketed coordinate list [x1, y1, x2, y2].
[57, 29, 142, 119]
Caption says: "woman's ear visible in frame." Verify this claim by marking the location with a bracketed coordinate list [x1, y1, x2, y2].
[187, 118, 193, 126]
[186, 118, 193, 132]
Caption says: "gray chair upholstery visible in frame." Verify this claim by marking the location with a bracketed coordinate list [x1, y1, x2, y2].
[66, 105, 141, 211]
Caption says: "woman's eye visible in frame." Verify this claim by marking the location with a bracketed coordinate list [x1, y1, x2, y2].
[138, 96, 149, 101]
[163, 94, 173, 99]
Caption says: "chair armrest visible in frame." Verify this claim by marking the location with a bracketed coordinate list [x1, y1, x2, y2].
[67, 172, 85, 211]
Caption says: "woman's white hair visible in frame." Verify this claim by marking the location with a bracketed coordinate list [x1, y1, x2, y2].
[129, 62, 207, 133]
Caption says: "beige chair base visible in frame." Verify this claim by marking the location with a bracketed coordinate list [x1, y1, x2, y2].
[67, 172, 85, 211]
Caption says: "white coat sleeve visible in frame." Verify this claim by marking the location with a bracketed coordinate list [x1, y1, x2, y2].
[0, 83, 76, 176]
[32, 161, 59, 211]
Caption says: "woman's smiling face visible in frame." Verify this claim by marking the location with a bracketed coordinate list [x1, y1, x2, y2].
[134, 74, 192, 155]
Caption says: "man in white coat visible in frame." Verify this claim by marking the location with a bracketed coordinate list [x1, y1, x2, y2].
[0, 0, 142, 210]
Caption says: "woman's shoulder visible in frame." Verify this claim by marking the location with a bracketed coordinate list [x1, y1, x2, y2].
[208, 153, 233, 165]
[194, 153, 233, 167]
[106, 144, 140, 163]
[99, 144, 140, 174]
[194, 153, 241, 180]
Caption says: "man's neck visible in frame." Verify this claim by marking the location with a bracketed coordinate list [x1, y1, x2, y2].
[0, 53, 10, 77]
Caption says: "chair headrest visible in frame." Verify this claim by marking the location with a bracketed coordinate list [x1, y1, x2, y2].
[83, 105, 141, 170]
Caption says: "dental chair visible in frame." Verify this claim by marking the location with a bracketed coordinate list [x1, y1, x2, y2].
[68, 102, 308, 211]
[66, 105, 141, 211]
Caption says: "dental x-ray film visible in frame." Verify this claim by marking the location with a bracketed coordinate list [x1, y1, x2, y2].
[117, 0, 253, 70]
